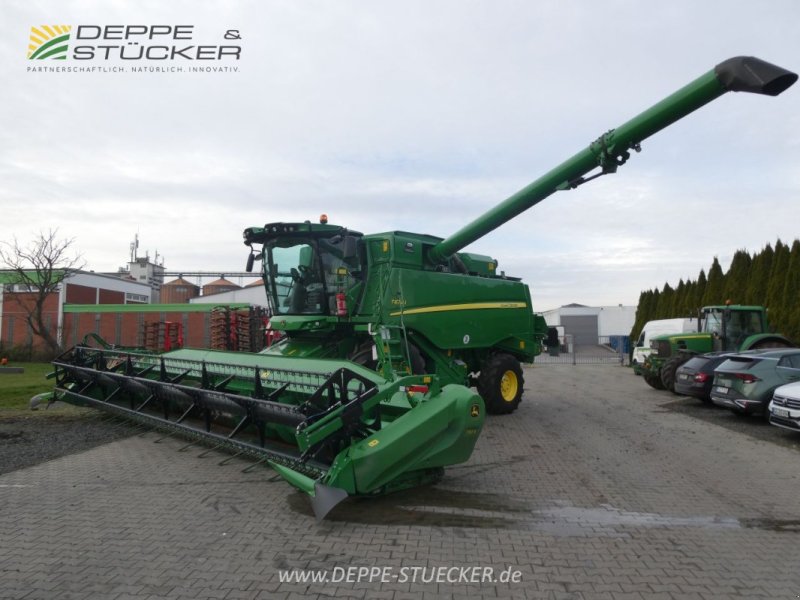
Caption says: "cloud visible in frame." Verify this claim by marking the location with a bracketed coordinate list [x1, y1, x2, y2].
[2, 0, 799, 310]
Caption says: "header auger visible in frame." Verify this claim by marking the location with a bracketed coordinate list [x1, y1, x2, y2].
[51, 57, 795, 518]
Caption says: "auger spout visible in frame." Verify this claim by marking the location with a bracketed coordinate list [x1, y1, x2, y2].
[428, 56, 797, 262]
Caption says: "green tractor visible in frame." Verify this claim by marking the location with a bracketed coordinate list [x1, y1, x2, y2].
[642, 304, 794, 392]
[46, 57, 796, 518]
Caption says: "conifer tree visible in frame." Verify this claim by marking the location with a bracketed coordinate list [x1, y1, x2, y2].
[630, 289, 654, 340]
[767, 240, 790, 330]
[702, 258, 725, 306]
[723, 249, 752, 304]
[693, 270, 707, 313]
[674, 279, 688, 316]
[657, 283, 674, 318]
[780, 240, 800, 340]
[746, 243, 773, 306]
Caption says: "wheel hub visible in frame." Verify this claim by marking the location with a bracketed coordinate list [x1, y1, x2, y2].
[500, 370, 518, 402]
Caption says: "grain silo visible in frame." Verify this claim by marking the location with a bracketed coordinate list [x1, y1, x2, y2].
[160, 277, 200, 303]
[202, 277, 241, 298]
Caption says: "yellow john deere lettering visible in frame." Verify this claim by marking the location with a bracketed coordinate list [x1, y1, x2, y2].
[390, 301, 526, 317]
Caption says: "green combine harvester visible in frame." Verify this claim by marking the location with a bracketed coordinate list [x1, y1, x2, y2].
[50, 57, 796, 518]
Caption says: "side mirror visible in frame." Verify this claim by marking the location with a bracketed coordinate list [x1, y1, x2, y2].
[246, 253, 255, 273]
[343, 236, 358, 260]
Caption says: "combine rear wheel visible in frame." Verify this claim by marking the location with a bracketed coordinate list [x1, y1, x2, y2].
[478, 353, 524, 415]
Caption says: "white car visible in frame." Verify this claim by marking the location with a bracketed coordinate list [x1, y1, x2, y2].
[768, 381, 800, 432]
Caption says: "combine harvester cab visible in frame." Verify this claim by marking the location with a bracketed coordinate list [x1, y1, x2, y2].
[51, 57, 796, 518]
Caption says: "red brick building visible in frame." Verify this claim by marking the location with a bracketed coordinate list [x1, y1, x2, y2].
[60, 302, 253, 349]
[0, 270, 151, 353]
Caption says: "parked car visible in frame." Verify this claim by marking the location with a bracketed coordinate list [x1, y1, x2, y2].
[710, 349, 800, 418]
[674, 352, 732, 402]
[768, 381, 800, 432]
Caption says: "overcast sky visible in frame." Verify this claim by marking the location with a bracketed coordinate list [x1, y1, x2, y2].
[2, 1, 799, 311]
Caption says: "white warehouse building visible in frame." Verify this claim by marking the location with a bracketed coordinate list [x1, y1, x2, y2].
[541, 303, 636, 346]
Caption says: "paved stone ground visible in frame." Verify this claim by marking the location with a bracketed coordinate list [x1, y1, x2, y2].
[2, 364, 799, 599]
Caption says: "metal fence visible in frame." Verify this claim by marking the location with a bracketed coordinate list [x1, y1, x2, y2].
[534, 334, 630, 365]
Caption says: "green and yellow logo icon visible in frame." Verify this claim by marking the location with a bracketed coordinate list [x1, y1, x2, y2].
[28, 25, 71, 60]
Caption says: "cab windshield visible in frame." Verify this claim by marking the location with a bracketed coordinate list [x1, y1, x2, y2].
[702, 309, 765, 337]
[264, 236, 360, 316]
[702, 310, 723, 335]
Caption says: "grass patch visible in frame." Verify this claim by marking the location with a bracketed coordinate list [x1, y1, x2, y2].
[0, 362, 58, 413]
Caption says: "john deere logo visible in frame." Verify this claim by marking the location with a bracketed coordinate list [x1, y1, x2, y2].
[28, 25, 71, 60]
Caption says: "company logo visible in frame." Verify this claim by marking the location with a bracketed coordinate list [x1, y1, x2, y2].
[26, 24, 242, 74]
[28, 25, 72, 60]
[27, 25, 240, 61]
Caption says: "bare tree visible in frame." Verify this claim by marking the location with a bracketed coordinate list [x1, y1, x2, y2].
[0, 229, 85, 355]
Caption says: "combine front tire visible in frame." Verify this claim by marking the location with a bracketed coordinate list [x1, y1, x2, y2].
[478, 353, 524, 415]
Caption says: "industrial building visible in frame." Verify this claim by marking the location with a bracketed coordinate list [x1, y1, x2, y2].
[0, 270, 152, 353]
[541, 303, 635, 346]
[188, 278, 268, 307]
[1, 244, 266, 355]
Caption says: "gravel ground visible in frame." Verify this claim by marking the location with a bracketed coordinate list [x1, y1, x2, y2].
[0, 409, 138, 475]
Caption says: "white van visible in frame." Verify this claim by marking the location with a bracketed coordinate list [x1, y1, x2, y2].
[631, 318, 696, 373]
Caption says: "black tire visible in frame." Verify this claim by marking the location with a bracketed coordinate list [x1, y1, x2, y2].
[643, 371, 665, 390]
[660, 355, 688, 394]
[407, 343, 426, 375]
[761, 391, 777, 422]
[750, 339, 794, 350]
[478, 353, 524, 415]
[350, 343, 377, 370]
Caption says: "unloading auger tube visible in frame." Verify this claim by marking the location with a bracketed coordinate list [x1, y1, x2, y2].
[429, 56, 797, 262]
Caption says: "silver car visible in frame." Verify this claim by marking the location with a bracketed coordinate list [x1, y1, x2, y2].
[710, 349, 800, 418]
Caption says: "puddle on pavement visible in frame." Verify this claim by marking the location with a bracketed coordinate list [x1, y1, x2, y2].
[740, 518, 800, 533]
[288, 489, 800, 535]
[537, 503, 740, 531]
[288, 487, 529, 528]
